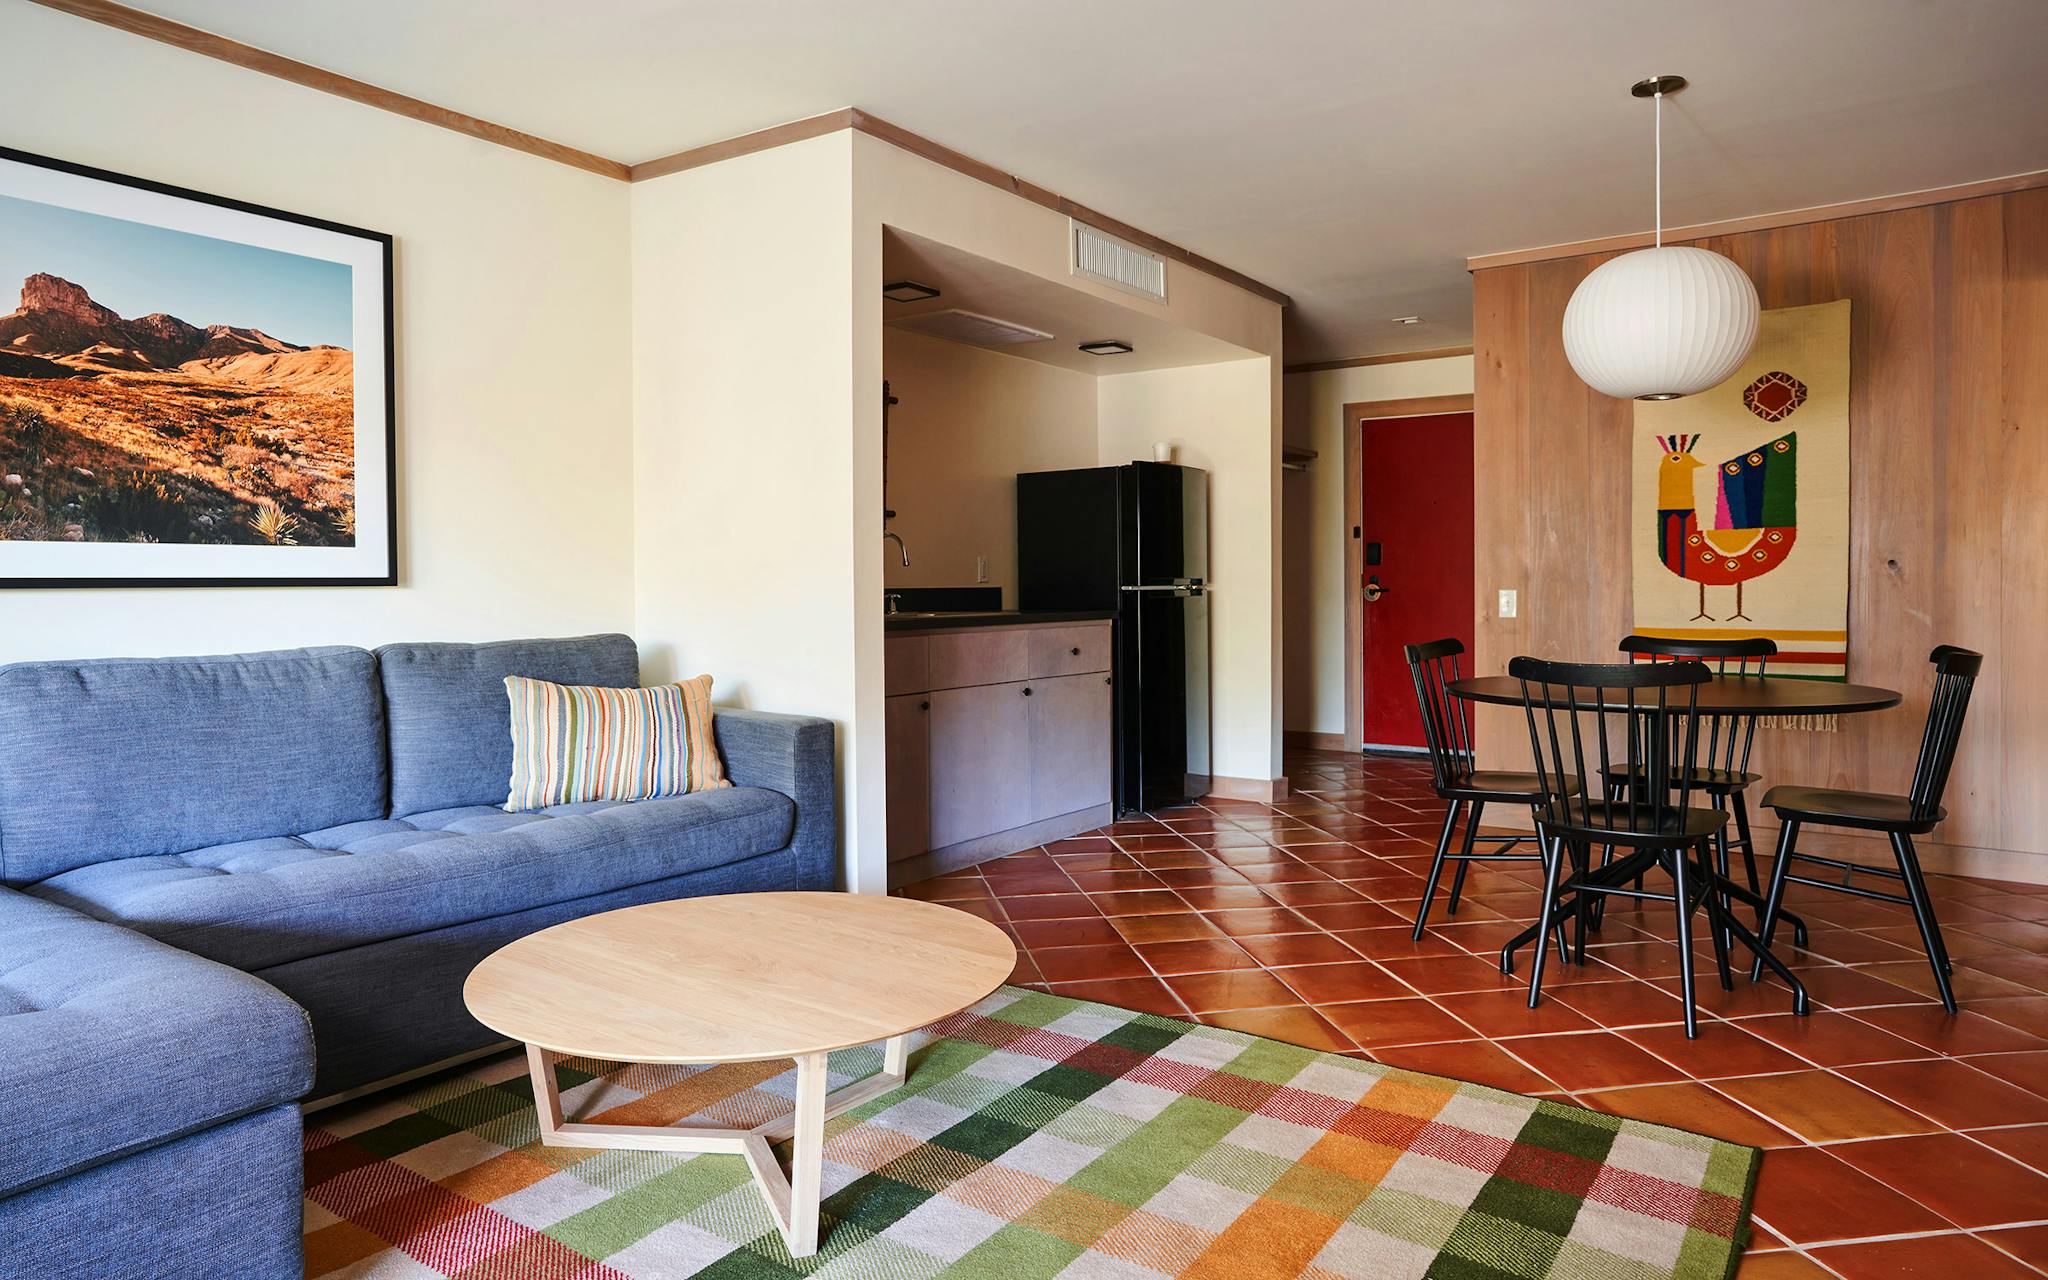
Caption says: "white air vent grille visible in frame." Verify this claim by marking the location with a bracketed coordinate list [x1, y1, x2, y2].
[889, 308, 1054, 347]
[1072, 221, 1167, 301]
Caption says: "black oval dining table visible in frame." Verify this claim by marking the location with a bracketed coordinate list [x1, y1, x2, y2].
[1443, 671, 1904, 1017]
[1446, 674, 1902, 716]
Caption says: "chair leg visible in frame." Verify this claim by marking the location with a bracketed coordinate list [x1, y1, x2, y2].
[1411, 799, 1462, 942]
[1571, 840, 1592, 965]
[1891, 831, 1958, 1014]
[1712, 820, 1738, 956]
[1699, 842, 1735, 992]
[1446, 800, 1484, 915]
[1670, 848, 1699, 1039]
[1731, 791, 1764, 897]
[1521, 834, 1566, 1008]
[1750, 820, 1800, 984]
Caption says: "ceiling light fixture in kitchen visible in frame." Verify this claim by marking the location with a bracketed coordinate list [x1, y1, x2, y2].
[1079, 339, 1133, 356]
[882, 280, 941, 302]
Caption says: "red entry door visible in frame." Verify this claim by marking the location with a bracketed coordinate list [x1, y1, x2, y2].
[1358, 412, 1476, 749]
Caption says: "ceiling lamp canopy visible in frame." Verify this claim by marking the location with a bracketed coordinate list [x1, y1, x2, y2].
[1563, 76, 1759, 401]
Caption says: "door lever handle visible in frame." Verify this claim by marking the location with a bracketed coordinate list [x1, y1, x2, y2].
[1363, 581, 1389, 603]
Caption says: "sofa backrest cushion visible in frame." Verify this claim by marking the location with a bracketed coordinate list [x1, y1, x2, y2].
[0, 646, 387, 885]
[377, 634, 639, 816]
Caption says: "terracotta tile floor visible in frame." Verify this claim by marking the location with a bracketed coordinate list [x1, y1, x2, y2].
[895, 751, 2048, 1277]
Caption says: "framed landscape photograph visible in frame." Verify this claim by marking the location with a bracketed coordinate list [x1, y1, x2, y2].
[0, 146, 394, 587]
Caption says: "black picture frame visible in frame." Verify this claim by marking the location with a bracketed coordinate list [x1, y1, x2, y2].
[0, 145, 397, 588]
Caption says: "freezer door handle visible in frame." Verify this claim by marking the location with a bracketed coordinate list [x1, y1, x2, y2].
[1120, 578, 1208, 597]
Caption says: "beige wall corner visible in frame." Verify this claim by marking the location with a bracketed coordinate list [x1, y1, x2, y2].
[1282, 355, 1476, 737]
[1097, 358, 1282, 783]
[880, 330, 1099, 605]
[630, 132, 865, 887]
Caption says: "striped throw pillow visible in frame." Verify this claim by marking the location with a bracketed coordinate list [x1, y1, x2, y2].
[503, 674, 730, 813]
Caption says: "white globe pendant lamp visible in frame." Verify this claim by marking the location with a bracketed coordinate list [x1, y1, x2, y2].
[1563, 76, 1759, 401]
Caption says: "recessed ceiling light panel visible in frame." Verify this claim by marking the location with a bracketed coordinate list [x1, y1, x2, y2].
[1078, 339, 1134, 356]
[892, 308, 1054, 347]
[882, 280, 941, 303]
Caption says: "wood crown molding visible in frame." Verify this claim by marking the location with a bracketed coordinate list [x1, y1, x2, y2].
[1284, 346, 1472, 375]
[25, 0, 631, 180]
[1343, 394, 1473, 421]
[1466, 170, 2048, 272]
[34, 0, 1291, 308]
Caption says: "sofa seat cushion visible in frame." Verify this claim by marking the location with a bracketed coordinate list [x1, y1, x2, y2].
[24, 787, 795, 972]
[0, 889, 314, 1198]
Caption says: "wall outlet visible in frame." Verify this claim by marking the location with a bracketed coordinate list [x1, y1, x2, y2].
[1498, 588, 1518, 619]
[976, 555, 989, 583]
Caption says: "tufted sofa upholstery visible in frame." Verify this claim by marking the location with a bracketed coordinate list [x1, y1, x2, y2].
[0, 635, 836, 1279]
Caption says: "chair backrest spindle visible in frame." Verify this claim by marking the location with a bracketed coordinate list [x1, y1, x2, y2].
[1406, 638, 1477, 795]
[1621, 635, 1776, 781]
[1908, 646, 1983, 822]
[1509, 656, 1711, 841]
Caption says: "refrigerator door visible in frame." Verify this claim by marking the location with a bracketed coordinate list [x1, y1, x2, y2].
[1123, 590, 1210, 810]
[1115, 464, 1211, 810]
[1118, 462, 1207, 587]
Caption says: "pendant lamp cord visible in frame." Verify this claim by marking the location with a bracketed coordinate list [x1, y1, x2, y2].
[1653, 85, 1663, 248]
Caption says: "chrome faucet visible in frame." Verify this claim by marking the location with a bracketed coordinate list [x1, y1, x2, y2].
[883, 530, 910, 566]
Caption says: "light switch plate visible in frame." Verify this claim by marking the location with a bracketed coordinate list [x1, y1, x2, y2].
[976, 555, 989, 583]
[1498, 588, 1518, 618]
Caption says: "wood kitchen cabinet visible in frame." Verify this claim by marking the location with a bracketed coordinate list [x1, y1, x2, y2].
[885, 618, 1113, 886]
[928, 680, 1032, 847]
[1027, 672, 1113, 821]
[884, 693, 930, 859]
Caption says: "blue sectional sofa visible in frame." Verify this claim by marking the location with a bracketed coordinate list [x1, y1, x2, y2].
[0, 635, 835, 1279]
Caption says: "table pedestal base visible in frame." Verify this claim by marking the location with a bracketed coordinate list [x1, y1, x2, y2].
[524, 1037, 909, 1258]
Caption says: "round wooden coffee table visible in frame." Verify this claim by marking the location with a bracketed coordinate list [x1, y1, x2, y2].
[463, 892, 1015, 1258]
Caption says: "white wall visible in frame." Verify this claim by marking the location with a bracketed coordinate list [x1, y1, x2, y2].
[628, 132, 866, 873]
[881, 329, 1098, 605]
[1099, 360, 1280, 783]
[1282, 356, 1475, 736]
[0, 6, 635, 661]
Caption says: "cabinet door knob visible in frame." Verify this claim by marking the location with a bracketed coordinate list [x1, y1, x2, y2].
[1104, 676, 1112, 685]
[1022, 687, 1033, 696]
[919, 701, 929, 711]
[1070, 646, 1081, 656]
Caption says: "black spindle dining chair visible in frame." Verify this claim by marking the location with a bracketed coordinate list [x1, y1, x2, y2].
[1403, 639, 1556, 942]
[1504, 656, 1807, 1038]
[1609, 636, 1807, 951]
[1754, 646, 1984, 1012]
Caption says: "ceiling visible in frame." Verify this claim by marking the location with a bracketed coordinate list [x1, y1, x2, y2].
[882, 230, 1256, 376]
[110, 0, 2048, 363]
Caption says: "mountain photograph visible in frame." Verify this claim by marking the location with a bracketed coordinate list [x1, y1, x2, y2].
[0, 190, 358, 549]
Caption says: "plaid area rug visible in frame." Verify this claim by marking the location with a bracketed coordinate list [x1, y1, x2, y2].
[304, 988, 1758, 1279]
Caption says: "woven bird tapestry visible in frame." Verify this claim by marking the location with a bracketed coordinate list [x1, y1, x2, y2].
[1632, 299, 1851, 681]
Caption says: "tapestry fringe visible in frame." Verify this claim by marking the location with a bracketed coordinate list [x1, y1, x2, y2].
[1758, 713, 1838, 733]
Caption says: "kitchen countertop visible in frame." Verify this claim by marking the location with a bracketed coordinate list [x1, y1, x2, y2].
[882, 609, 1115, 633]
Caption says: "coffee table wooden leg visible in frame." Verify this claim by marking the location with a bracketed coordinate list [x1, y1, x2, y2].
[522, 1037, 918, 1259]
[785, 1051, 828, 1256]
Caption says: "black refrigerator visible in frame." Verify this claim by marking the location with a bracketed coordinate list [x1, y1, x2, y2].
[1017, 462, 1210, 814]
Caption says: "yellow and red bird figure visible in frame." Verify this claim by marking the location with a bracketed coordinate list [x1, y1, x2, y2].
[1653, 432, 1797, 621]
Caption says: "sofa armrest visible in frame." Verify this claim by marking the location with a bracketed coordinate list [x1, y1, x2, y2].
[0, 889, 316, 1199]
[713, 709, 837, 890]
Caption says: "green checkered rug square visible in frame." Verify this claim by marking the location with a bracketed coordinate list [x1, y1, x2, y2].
[304, 987, 1758, 1278]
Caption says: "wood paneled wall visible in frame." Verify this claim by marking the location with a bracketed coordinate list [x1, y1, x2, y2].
[1471, 186, 2047, 881]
